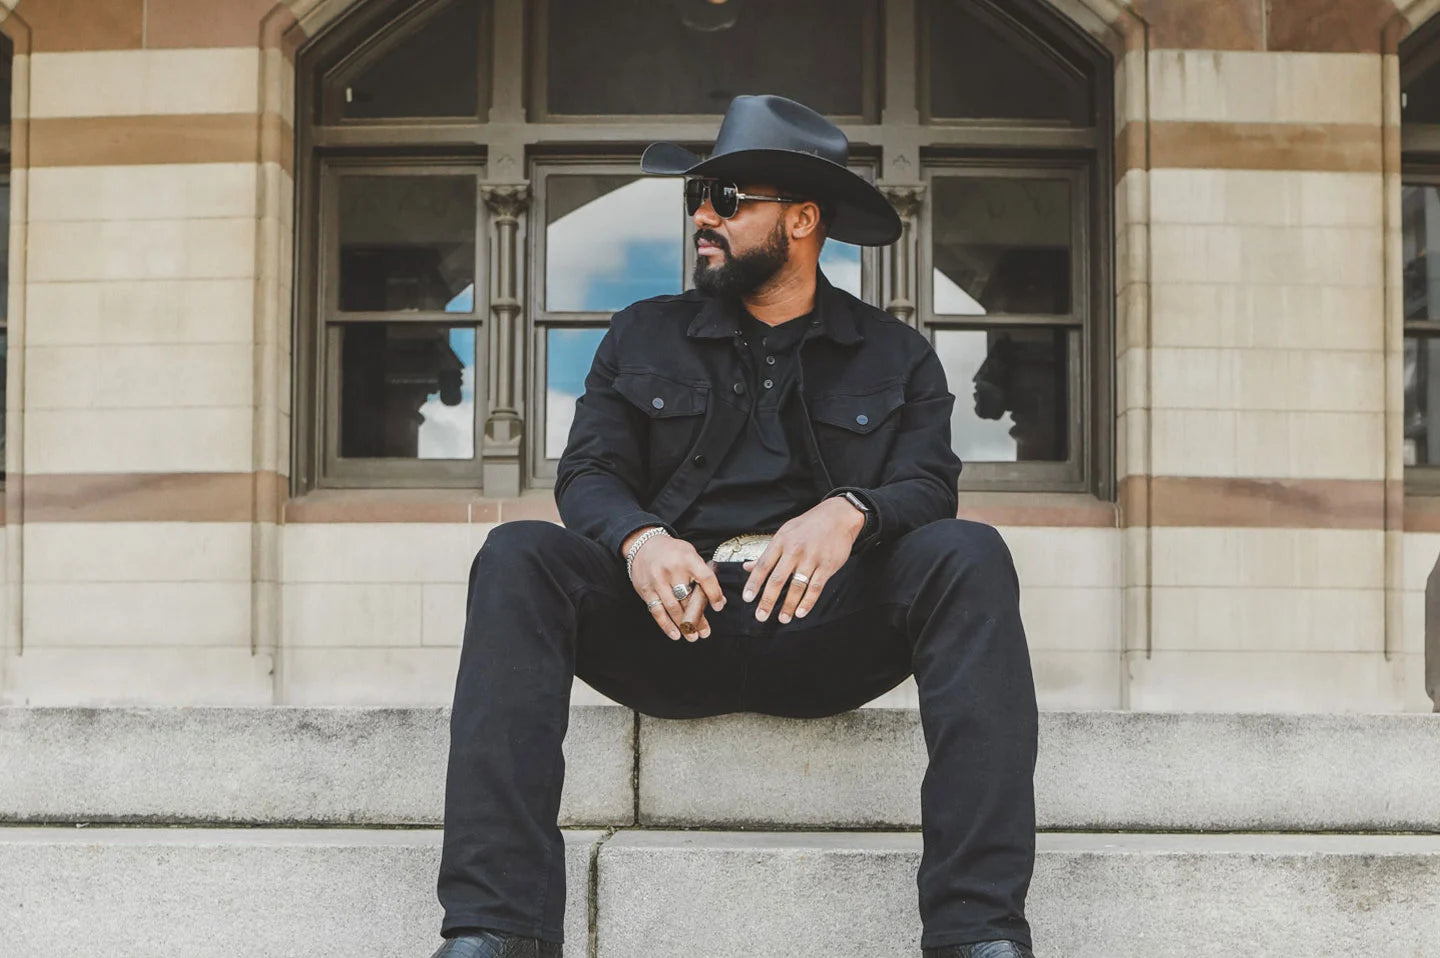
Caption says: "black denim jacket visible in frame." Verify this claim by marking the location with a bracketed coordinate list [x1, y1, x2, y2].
[555, 271, 963, 556]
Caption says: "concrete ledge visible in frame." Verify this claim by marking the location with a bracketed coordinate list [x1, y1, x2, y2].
[639, 709, 1440, 831]
[0, 705, 634, 826]
[6, 707, 1440, 831]
[7, 827, 1437, 958]
[597, 831, 1440, 958]
[0, 827, 598, 958]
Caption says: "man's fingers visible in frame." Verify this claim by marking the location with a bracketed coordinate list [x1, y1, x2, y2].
[755, 555, 797, 622]
[642, 593, 681, 640]
[680, 588, 709, 642]
[793, 568, 830, 619]
[691, 559, 725, 611]
[778, 567, 815, 623]
[743, 542, 783, 602]
[657, 582, 692, 640]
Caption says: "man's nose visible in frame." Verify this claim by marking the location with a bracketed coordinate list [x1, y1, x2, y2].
[692, 199, 721, 230]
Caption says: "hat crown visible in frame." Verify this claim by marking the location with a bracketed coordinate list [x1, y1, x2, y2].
[711, 94, 849, 166]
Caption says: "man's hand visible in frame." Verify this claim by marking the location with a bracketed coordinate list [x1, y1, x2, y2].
[742, 496, 865, 624]
[623, 528, 725, 642]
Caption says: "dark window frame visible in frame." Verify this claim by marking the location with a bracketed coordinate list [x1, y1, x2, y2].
[315, 157, 491, 487]
[1401, 17, 1440, 493]
[527, 0, 883, 125]
[293, 0, 1114, 498]
[921, 161, 1093, 490]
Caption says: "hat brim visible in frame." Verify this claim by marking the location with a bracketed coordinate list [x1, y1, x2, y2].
[641, 143, 902, 247]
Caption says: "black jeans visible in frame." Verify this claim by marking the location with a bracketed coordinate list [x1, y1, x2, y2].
[437, 518, 1037, 951]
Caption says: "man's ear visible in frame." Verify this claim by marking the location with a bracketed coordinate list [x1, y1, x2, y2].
[789, 200, 824, 240]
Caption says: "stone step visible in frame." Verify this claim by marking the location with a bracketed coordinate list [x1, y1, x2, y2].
[3, 827, 1438, 958]
[3, 706, 1439, 831]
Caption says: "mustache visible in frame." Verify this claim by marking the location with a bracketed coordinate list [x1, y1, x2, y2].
[695, 229, 728, 252]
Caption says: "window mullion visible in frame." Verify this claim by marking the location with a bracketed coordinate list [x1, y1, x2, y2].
[881, 0, 920, 126]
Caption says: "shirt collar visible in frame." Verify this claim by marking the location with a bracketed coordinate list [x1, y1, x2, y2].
[685, 268, 865, 346]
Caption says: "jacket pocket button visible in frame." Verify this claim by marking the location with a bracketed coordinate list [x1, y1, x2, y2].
[856, 414, 869, 426]
[692, 454, 708, 467]
[652, 397, 665, 409]
[732, 382, 746, 395]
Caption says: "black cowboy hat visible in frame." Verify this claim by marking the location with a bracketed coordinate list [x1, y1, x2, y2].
[641, 94, 902, 247]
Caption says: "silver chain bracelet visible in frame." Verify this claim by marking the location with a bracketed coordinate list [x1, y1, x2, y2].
[624, 527, 671, 581]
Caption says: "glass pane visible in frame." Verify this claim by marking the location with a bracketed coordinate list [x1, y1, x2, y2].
[1405, 336, 1440, 466]
[546, 328, 608, 459]
[928, 0, 1091, 124]
[820, 241, 863, 299]
[339, 324, 476, 460]
[0, 328, 6, 483]
[547, 0, 871, 116]
[546, 176, 683, 312]
[934, 327, 1068, 462]
[0, 35, 11, 127]
[0, 181, 8, 482]
[1403, 184, 1440, 320]
[341, 0, 481, 119]
[339, 175, 476, 312]
[1405, 55, 1440, 124]
[932, 178, 1071, 315]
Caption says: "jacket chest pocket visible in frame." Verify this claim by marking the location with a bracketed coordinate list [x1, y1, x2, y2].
[808, 383, 905, 486]
[614, 371, 711, 478]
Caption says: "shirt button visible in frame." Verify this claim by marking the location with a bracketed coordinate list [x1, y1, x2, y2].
[856, 414, 869, 426]
[651, 397, 664, 410]
[763, 379, 774, 389]
[765, 356, 776, 365]
[733, 382, 746, 395]
[692, 454, 707, 467]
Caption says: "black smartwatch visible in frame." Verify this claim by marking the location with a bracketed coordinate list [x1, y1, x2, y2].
[835, 490, 874, 539]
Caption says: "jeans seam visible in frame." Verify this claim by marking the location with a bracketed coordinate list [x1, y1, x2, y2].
[529, 732, 567, 940]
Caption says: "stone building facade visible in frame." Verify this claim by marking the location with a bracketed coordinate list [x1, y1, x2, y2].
[0, 0, 1437, 713]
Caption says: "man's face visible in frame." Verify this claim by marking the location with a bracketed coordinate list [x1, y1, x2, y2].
[691, 180, 793, 298]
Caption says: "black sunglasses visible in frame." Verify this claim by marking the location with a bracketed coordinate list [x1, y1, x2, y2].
[684, 178, 805, 218]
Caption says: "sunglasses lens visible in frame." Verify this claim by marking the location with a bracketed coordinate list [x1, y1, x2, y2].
[684, 180, 706, 216]
[714, 182, 739, 218]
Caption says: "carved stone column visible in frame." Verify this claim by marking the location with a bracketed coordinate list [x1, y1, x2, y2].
[881, 184, 925, 327]
[480, 182, 531, 498]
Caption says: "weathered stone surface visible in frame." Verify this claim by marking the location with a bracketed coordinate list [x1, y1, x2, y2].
[0, 705, 634, 826]
[8, 706, 1440, 832]
[596, 831, 1440, 958]
[0, 827, 600, 958]
[638, 709, 1440, 831]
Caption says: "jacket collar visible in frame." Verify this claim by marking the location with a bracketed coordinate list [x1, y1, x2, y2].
[685, 268, 865, 346]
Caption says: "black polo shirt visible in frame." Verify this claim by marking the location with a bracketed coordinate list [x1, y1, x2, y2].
[673, 308, 821, 557]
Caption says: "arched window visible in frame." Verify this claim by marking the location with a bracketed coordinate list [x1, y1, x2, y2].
[1402, 18, 1440, 486]
[294, 0, 1112, 496]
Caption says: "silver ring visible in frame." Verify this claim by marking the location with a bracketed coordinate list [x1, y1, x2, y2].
[646, 597, 663, 611]
[671, 583, 692, 601]
[793, 572, 812, 585]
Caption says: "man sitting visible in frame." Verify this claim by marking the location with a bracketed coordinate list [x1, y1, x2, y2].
[431, 94, 1039, 958]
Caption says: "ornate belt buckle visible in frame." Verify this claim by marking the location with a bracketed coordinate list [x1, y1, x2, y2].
[710, 533, 773, 563]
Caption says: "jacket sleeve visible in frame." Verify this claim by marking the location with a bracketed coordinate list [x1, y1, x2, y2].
[828, 345, 962, 552]
[554, 313, 674, 556]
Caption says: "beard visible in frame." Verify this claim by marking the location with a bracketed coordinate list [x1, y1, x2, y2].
[693, 218, 790, 298]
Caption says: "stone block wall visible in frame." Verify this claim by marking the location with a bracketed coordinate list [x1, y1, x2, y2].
[0, 0, 1434, 711]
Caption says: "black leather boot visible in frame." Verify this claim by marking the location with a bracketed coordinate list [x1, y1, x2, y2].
[924, 941, 1034, 958]
[428, 931, 561, 958]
